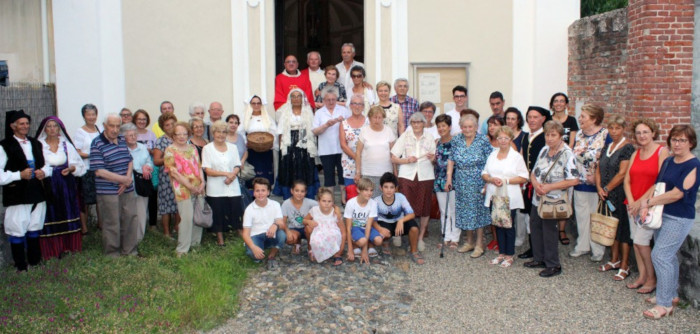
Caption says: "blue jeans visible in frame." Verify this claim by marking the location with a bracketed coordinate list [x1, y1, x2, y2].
[245, 229, 287, 259]
[651, 213, 694, 307]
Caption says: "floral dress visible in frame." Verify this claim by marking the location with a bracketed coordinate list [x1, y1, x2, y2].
[308, 206, 342, 263]
[163, 144, 202, 202]
[572, 128, 609, 186]
[434, 139, 453, 192]
[156, 136, 178, 214]
[341, 120, 363, 179]
[450, 134, 493, 230]
[382, 104, 401, 136]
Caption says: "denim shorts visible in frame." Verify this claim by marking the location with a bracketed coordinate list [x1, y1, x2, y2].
[289, 227, 307, 240]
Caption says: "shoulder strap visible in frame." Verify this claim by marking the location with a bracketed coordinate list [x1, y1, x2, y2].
[542, 149, 565, 182]
[655, 157, 672, 183]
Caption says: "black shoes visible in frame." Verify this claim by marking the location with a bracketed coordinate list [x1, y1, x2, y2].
[518, 249, 533, 259]
[539, 267, 562, 278]
[523, 260, 545, 268]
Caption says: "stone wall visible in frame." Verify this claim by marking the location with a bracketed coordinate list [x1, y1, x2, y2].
[568, 0, 698, 309]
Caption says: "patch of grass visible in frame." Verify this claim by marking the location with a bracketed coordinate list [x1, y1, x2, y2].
[0, 228, 257, 333]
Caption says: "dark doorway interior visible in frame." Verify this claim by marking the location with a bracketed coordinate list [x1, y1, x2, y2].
[275, 0, 364, 73]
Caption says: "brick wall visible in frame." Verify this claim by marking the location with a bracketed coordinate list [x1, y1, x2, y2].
[568, 0, 695, 141]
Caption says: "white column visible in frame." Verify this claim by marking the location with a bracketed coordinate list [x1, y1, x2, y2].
[53, 0, 125, 138]
[391, 0, 409, 81]
[232, 0, 252, 118]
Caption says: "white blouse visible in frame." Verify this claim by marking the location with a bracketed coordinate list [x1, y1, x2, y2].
[40, 138, 87, 177]
[73, 126, 102, 169]
[391, 130, 436, 181]
[244, 115, 278, 150]
[481, 147, 529, 209]
[201, 142, 242, 197]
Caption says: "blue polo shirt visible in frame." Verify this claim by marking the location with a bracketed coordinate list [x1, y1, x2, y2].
[90, 133, 134, 195]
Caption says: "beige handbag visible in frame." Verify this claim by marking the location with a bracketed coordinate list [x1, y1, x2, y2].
[537, 150, 573, 220]
[591, 200, 619, 246]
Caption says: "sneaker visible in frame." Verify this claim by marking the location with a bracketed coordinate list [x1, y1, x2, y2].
[417, 239, 425, 252]
[266, 258, 278, 270]
[392, 236, 402, 247]
[353, 248, 361, 255]
[368, 247, 378, 257]
[569, 250, 590, 258]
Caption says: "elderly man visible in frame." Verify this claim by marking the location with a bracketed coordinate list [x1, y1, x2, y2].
[336, 43, 366, 92]
[274, 55, 315, 110]
[301, 51, 325, 98]
[313, 87, 351, 196]
[391, 78, 420, 135]
[90, 113, 139, 257]
[205, 101, 225, 141]
[0, 110, 51, 271]
[152, 101, 174, 138]
[120, 108, 133, 124]
[479, 91, 506, 134]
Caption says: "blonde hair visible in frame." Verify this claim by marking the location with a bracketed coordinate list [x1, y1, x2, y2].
[356, 178, 374, 191]
[210, 120, 228, 134]
[367, 105, 386, 119]
[316, 187, 334, 202]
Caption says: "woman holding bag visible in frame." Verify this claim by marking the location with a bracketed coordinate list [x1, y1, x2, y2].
[594, 115, 635, 280]
[524, 121, 579, 277]
[482, 126, 529, 268]
[638, 125, 700, 319]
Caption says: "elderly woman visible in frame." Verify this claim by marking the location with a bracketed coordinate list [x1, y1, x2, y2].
[355, 105, 396, 198]
[504, 107, 527, 152]
[36, 116, 86, 260]
[202, 120, 243, 246]
[420, 102, 438, 139]
[482, 126, 529, 267]
[164, 122, 206, 257]
[243, 95, 277, 188]
[623, 118, 668, 293]
[524, 120, 579, 277]
[121, 123, 154, 243]
[594, 115, 635, 279]
[376, 81, 403, 136]
[349, 66, 377, 112]
[570, 103, 610, 262]
[391, 112, 436, 252]
[445, 114, 493, 258]
[188, 102, 208, 140]
[277, 89, 318, 199]
[550, 93, 578, 148]
[315, 65, 347, 108]
[188, 117, 208, 158]
[340, 94, 368, 202]
[639, 125, 700, 319]
[73, 103, 103, 234]
[153, 112, 179, 239]
[433, 114, 460, 248]
[312, 87, 350, 196]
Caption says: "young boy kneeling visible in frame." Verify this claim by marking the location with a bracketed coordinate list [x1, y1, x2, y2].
[242, 178, 287, 269]
[344, 178, 382, 264]
[374, 172, 424, 264]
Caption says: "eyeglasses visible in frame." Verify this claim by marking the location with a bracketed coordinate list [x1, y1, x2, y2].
[497, 137, 511, 141]
[192, 125, 204, 129]
[284, 60, 297, 64]
[351, 74, 363, 78]
[290, 95, 302, 99]
[671, 138, 689, 144]
[174, 133, 189, 137]
[350, 102, 363, 106]
[250, 102, 262, 105]
[453, 95, 467, 99]
[120, 113, 132, 117]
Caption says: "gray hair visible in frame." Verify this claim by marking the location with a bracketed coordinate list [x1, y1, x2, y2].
[459, 114, 478, 127]
[104, 113, 121, 125]
[321, 86, 339, 100]
[341, 43, 356, 53]
[350, 94, 365, 104]
[394, 78, 408, 87]
[188, 102, 206, 116]
[210, 120, 228, 134]
[307, 51, 321, 62]
[409, 112, 427, 124]
[120, 122, 137, 135]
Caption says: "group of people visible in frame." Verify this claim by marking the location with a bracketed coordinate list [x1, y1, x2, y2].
[2, 44, 698, 321]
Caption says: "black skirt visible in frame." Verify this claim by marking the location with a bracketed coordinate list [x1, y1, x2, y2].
[206, 196, 242, 232]
[278, 130, 315, 187]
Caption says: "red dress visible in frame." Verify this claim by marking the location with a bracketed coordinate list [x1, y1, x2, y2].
[626, 145, 663, 203]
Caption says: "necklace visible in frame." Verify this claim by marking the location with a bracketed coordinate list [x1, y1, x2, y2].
[606, 137, 626, 157]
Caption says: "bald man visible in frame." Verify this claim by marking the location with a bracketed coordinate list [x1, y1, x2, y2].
[273, 55, 315, 110]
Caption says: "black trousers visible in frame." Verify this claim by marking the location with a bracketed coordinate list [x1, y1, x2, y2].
[530, 207, 560, 268]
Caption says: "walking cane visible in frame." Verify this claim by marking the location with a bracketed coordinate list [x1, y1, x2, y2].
[440, 190, 451, 258]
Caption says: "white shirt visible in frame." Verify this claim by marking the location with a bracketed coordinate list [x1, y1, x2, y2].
[425, 125, 439, 142]
[529, 127, 544, 143]
[243, 199, 283, 236]
[433, 109, 462, 136]
[481, 147, 530, 209]
[359, 126, 396, 176]
[244, 114, 278, 150]
[201, 142, 242, 197]
[73, 127, 102, 169]
[343, 197, 377, 228]
[307, 67, 325, 94]
[336, 60, 364, 93]
[0, 136, 53, 185]
[313, 105, 351, 156]
[41, 138, 87, 177]
[391, 130, 437, 181]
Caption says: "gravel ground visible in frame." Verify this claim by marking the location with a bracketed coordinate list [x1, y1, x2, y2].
[397, 222, 700, 333]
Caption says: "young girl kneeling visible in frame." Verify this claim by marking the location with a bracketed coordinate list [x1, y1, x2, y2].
[303, 188, 345, 265]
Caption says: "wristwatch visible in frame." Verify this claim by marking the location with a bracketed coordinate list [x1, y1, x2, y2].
[603, 186, 609, 192]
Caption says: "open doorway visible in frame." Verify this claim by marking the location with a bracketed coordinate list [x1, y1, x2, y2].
[274, 0, 364, 73]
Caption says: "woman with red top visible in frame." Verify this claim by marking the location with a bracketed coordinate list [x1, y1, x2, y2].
[623, 118, 668, 293]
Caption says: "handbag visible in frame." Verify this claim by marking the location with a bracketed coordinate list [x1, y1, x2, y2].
[491, 185, 512, 228]
[637, 157, 671, 230]
[193, 195, 213, 228]
[240, 162, 255, 181]
[590, 200, 619, 246]
[537, 150, 573, 220]
[133, 171, 153, 197]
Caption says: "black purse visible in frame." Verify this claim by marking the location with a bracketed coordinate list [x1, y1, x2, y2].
[133, 171, 153, 197]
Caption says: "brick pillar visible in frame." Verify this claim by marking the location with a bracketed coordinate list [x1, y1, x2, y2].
[626, 0, 695, 140]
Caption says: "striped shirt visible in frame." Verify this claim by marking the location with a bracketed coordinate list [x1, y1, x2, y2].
[391, 95, 419, 132]
[90, 133, 134, 195]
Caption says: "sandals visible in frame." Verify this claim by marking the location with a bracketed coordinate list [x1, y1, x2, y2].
[613, 267, 630, 281]
[627, 282, 644, 289]
[332, 257, 343, 266]
[292, 244, 301, 255]
[382, 244, 392, 256]
[643, 306, 674, 320]
[559, 230, 570, 245]
[490, 255, 505, 265]
[500, 257, 514, 268]
[409, 252, 425, 265]
[637, 286, 656, 294]
[598, 261, 621, 272]
[308, 249, 316, 262]
[645, 296, 680, 306]
[449, 242, 458, 250]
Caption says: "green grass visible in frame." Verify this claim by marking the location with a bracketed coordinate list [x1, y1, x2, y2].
[0, 228, 257, 333]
